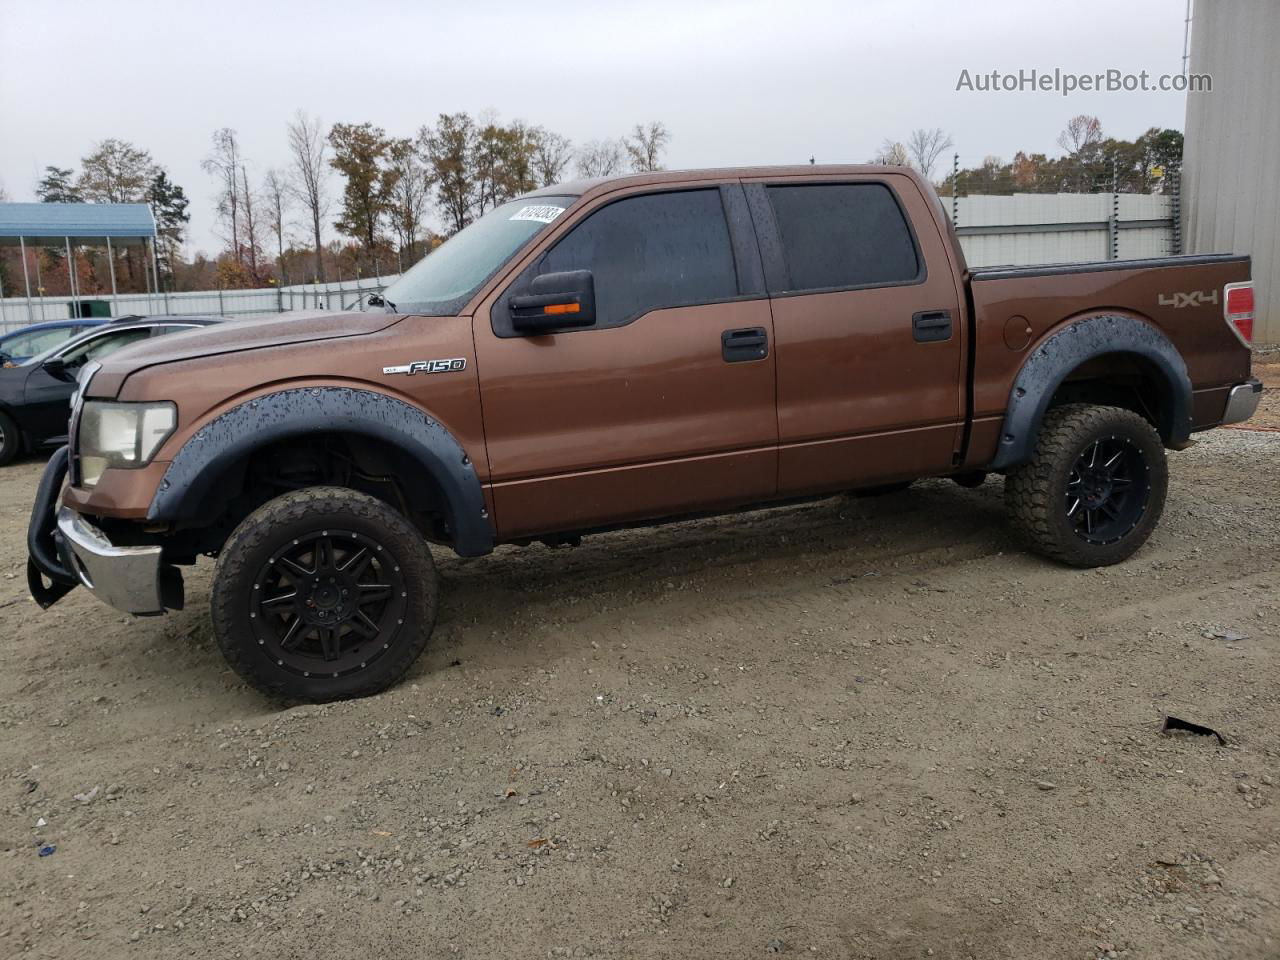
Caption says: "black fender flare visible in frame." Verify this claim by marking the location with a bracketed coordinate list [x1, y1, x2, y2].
[148, 386, 494, 557]
[987, 314, 1192, 471]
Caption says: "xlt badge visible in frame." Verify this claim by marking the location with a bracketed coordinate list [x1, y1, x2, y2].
[383, 358, 467, 376]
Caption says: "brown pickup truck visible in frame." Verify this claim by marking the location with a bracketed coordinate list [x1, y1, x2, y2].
[27, 165, 1262, 702]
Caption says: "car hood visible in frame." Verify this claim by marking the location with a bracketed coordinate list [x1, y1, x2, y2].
[89, 311, 406, 396]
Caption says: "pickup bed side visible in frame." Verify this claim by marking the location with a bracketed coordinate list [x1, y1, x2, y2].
[963, 254, 1253, 468]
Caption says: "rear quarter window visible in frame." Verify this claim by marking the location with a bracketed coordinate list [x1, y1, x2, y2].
[767, 182, 920, 292]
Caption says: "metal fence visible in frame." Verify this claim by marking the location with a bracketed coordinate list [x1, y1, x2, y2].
[0, 274, 398, 332]
[950, 191, 1178, 268]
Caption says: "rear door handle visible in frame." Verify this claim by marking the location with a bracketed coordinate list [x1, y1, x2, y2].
[912, 310, 953, 343]
[722, 326, 769, 363]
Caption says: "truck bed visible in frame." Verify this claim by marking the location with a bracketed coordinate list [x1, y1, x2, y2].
[964, 253, 1253, 465]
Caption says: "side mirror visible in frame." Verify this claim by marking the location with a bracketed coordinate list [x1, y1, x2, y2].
[509, 270, 596, 334]
[42, 358, 75, 382]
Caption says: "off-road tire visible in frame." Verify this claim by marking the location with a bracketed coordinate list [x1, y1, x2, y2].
[1005, 403, 1167, 568]
[0, 411, 21, 466]
[211, 487, 438, 702]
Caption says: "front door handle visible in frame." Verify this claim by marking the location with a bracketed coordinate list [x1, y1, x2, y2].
[722, 326, 769, 363]
[912, 310, 953, 343]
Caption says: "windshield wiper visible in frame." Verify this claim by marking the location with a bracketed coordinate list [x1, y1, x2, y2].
[366, 292, 397, 312]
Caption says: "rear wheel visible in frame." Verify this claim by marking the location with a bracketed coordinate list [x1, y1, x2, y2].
[211, 487, 438, 702]
[0, 411, 21, 466]
[1005, 403, 1167, 567]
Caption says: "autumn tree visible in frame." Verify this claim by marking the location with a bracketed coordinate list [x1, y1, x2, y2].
[1057, 115, 1104, 157]
[203, 128, 245, 266]
[576, 139, 625, 178]
[906, 128, 954, 179]
[328, 121, 395, 256]
[287, 110, 329, 282]
[420, 112, 478, 234]
[78, 139, 157, 202]
[37, 167, 81, 203]
[623, 122, 670, 172]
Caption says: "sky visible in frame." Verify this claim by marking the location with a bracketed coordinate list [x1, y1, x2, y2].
[0, 0, 1196, 256]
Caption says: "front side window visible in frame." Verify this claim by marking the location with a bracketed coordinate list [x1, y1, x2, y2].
[60, 328, 152, 365]
[526, 188, 739, 330]
[2, 327, 75, 358]
[382, 196, 575, 315]
[767, 182, 920, 293]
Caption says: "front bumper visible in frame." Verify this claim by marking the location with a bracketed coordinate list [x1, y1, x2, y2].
[1221, 378, 1263, 426]
[27, 446, 178, 615]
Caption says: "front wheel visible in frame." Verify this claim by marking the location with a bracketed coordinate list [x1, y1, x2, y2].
[1004, 404, 1168, 568]
[211, 487, 438, 702]
[0, 411, 22, 466]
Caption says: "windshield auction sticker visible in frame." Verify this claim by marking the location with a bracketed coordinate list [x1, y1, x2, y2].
[509, 205, 566, 224]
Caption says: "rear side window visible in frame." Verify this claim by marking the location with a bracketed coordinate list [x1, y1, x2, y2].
[766, 183, 920, 292]
[535, 189, 738, 329]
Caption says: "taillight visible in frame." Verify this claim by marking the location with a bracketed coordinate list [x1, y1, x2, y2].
[1224, 281, 1255, 345]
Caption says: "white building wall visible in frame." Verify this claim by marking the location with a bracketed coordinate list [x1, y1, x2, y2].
[1184, 0, 1280, 343]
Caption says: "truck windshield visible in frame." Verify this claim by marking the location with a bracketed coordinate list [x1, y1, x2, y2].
[382, 196, 575, 315]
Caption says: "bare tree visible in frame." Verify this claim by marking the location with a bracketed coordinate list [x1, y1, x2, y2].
[906, 128, 954, 179]
[203, 128, 244, 266]
[262, 169, 290, 283]
[238, 164, 263, 281]
[530, 128, 574, 186]
[0, 179, 9, 202]
[287, 110, 330, 282]
[576, 139, 625, 178]
[872, 139, 911, 166]
[623, 121, 670, 172]
[1057, 115, 1103, 157]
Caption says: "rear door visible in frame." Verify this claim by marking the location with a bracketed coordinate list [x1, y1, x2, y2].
[473, 183, 777, 539]
[744, 174, 966, 495]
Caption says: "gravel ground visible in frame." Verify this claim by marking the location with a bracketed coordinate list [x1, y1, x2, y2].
[1, 389, 1278, 959]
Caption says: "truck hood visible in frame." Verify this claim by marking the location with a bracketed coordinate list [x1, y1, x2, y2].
[90, 311, 406, 396]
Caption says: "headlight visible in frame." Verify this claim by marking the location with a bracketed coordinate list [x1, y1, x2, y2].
[78, 401, 177, 487]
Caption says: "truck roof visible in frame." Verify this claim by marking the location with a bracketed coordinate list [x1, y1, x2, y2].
[527, 164, 929, 199]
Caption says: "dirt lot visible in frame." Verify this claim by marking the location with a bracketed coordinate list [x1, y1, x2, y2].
[2, 374, 1278, 960]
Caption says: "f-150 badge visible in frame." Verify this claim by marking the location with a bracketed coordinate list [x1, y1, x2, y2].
[383, 358, 467, 375]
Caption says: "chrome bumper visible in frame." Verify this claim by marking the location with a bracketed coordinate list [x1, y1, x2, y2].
[56, 506, 167, 615]
[1222, 378, 1263, 426]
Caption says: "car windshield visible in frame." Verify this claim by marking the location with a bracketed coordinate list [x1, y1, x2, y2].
[381, 196, 575, 315]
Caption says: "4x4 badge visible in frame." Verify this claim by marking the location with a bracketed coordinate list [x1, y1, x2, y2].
[383, 358, 467, 376]
[1158, 290, 1219, 308]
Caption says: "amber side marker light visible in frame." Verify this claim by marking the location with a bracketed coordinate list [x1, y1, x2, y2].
[544, 303, 581, 315]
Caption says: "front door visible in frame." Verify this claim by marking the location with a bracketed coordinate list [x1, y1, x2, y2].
[473, 184, 778, 540]
[744, 175, 966, 495]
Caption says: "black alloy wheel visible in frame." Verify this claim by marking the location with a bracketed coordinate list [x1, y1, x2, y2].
[252, 529, 408, 679]
[1065, 435, 1150, 545]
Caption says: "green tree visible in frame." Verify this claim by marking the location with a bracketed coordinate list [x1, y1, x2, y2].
[36, 166, 82, 203]
[328, 122, 395, 254]
[146, 170, 190, 286]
